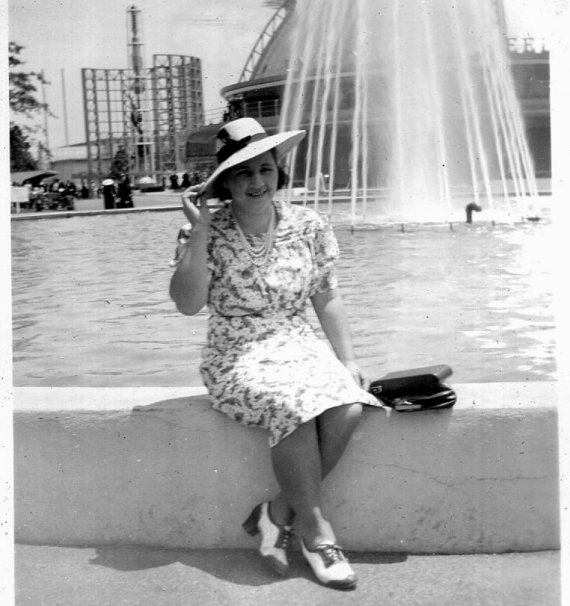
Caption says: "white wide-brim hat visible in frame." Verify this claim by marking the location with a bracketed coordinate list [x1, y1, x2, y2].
[199, 117, 305, 198]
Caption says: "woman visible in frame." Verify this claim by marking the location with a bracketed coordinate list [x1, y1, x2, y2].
[170, 118, 384, 590]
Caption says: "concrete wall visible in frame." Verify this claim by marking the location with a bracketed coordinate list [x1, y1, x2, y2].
[14, 383, 559, 553]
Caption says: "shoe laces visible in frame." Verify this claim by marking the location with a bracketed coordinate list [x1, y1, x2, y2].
[275, 527, 293, 551]
[317, 544, 346, 567]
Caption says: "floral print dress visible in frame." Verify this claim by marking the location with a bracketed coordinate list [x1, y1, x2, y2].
[199, 199, 382, 447]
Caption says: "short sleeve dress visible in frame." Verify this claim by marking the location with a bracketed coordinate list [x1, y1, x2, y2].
[199, 199, 382, 447]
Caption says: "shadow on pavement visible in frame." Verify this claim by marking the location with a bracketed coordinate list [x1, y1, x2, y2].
[88, 545, 407, 588]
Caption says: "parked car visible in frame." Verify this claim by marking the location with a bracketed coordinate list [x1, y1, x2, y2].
[137, 176, 164, 193]
[32, 191, 75, 212]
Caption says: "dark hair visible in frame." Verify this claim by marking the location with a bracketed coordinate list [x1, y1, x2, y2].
[211, 149, 290, 201]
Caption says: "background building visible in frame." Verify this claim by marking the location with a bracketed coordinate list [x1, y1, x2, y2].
[50, 2, 550, 194]
[186, 2, 550, 192]
[51, 4, 205, 189]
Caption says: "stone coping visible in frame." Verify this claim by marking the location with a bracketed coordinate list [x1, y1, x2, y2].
[13, 383, 560, 553]
[12, 381, 558, 412]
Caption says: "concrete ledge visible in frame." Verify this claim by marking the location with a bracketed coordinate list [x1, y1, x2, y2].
[14, 383, 559, 553]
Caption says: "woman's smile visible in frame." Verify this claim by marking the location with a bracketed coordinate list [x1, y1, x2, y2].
[223, 151, 278, 208]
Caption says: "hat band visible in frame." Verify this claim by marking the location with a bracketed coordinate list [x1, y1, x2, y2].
[216, 132, 268, 164]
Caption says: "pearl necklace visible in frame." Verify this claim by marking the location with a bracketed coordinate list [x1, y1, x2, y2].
[231, 203, 276, 266]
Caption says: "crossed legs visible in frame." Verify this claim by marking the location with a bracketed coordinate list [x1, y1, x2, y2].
[269, 403, 363, 546]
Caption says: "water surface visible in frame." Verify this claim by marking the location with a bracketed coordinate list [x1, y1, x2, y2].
[11, 211, 555, 387]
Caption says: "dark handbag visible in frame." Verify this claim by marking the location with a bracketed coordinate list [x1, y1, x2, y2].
[369, 364, 456, 412]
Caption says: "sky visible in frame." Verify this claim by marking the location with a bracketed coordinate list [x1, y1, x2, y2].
[5, 0, 569, 150]
[7, 0, 277, 148]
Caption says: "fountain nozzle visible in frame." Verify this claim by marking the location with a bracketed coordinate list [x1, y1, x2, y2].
[465, 202, 483, 224]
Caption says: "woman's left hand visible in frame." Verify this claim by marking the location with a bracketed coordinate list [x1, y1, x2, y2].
[344, 360, 370, 390]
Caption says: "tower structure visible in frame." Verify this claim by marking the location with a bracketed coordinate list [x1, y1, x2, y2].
[81, 4, 204, 185]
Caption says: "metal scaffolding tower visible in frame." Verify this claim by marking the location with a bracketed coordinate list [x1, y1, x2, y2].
[152, 54, 204, 174]
[81, 55, 204, 184]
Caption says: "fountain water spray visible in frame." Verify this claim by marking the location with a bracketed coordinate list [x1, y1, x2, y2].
[279, 0, 538, 222]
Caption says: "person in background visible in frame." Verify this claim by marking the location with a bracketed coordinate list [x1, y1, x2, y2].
[65, 180, 77, 197]
[169, 118, 385, 590]
[169, 223, 192, 267]
[102, 179, 116, 210]
[117, 175, 134, 208]
[170, 173, 180, 190]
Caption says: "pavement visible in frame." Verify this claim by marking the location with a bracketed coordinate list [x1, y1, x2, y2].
[77, 192, 182, 211]
[11, 192, 181, 216]
[14, 544, 560, 606]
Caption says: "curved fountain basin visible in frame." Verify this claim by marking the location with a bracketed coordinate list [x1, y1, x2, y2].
[11, 207, 558, 552]
[14, 382, 559, 552]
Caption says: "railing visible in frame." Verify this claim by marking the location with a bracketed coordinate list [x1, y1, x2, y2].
[203, 107, 226, 124]
[242, 98, 281, 119]
[238, 3, 291, 83]
[198, 100, 281, 129]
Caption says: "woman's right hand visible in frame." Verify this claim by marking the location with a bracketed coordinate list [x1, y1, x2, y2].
[171, 184, 211, 315]
[181, 184, 211, 231]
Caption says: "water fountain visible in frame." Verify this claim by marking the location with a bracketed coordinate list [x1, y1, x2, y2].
[278, 0, 539, 222]
[10, 2, 554, 387]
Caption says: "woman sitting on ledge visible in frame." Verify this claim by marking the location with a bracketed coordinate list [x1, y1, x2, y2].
[169, 117, 383, 590]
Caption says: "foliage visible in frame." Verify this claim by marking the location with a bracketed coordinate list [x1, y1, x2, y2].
[108, 147, 131, 180]
[10, 124, 38, 171]
[8, 42, 48, 117]
[9, 41, 53, 170]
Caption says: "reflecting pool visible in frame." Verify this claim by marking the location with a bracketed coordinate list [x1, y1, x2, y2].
[11, 210, 555, 387]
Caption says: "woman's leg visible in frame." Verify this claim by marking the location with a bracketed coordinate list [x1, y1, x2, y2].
[317, 403, 363, 478]
[269, 403, 363, 544]
[270, 418, 336, 546]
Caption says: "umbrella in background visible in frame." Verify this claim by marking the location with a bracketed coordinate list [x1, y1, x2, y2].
[11, 170, 58, 187]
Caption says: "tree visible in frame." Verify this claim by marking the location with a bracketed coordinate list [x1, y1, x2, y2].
[9, 41, 51, 171]
[108, 146, 130, 180]
[10, 124, 37, 171]
[9, 42, 47, 116]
